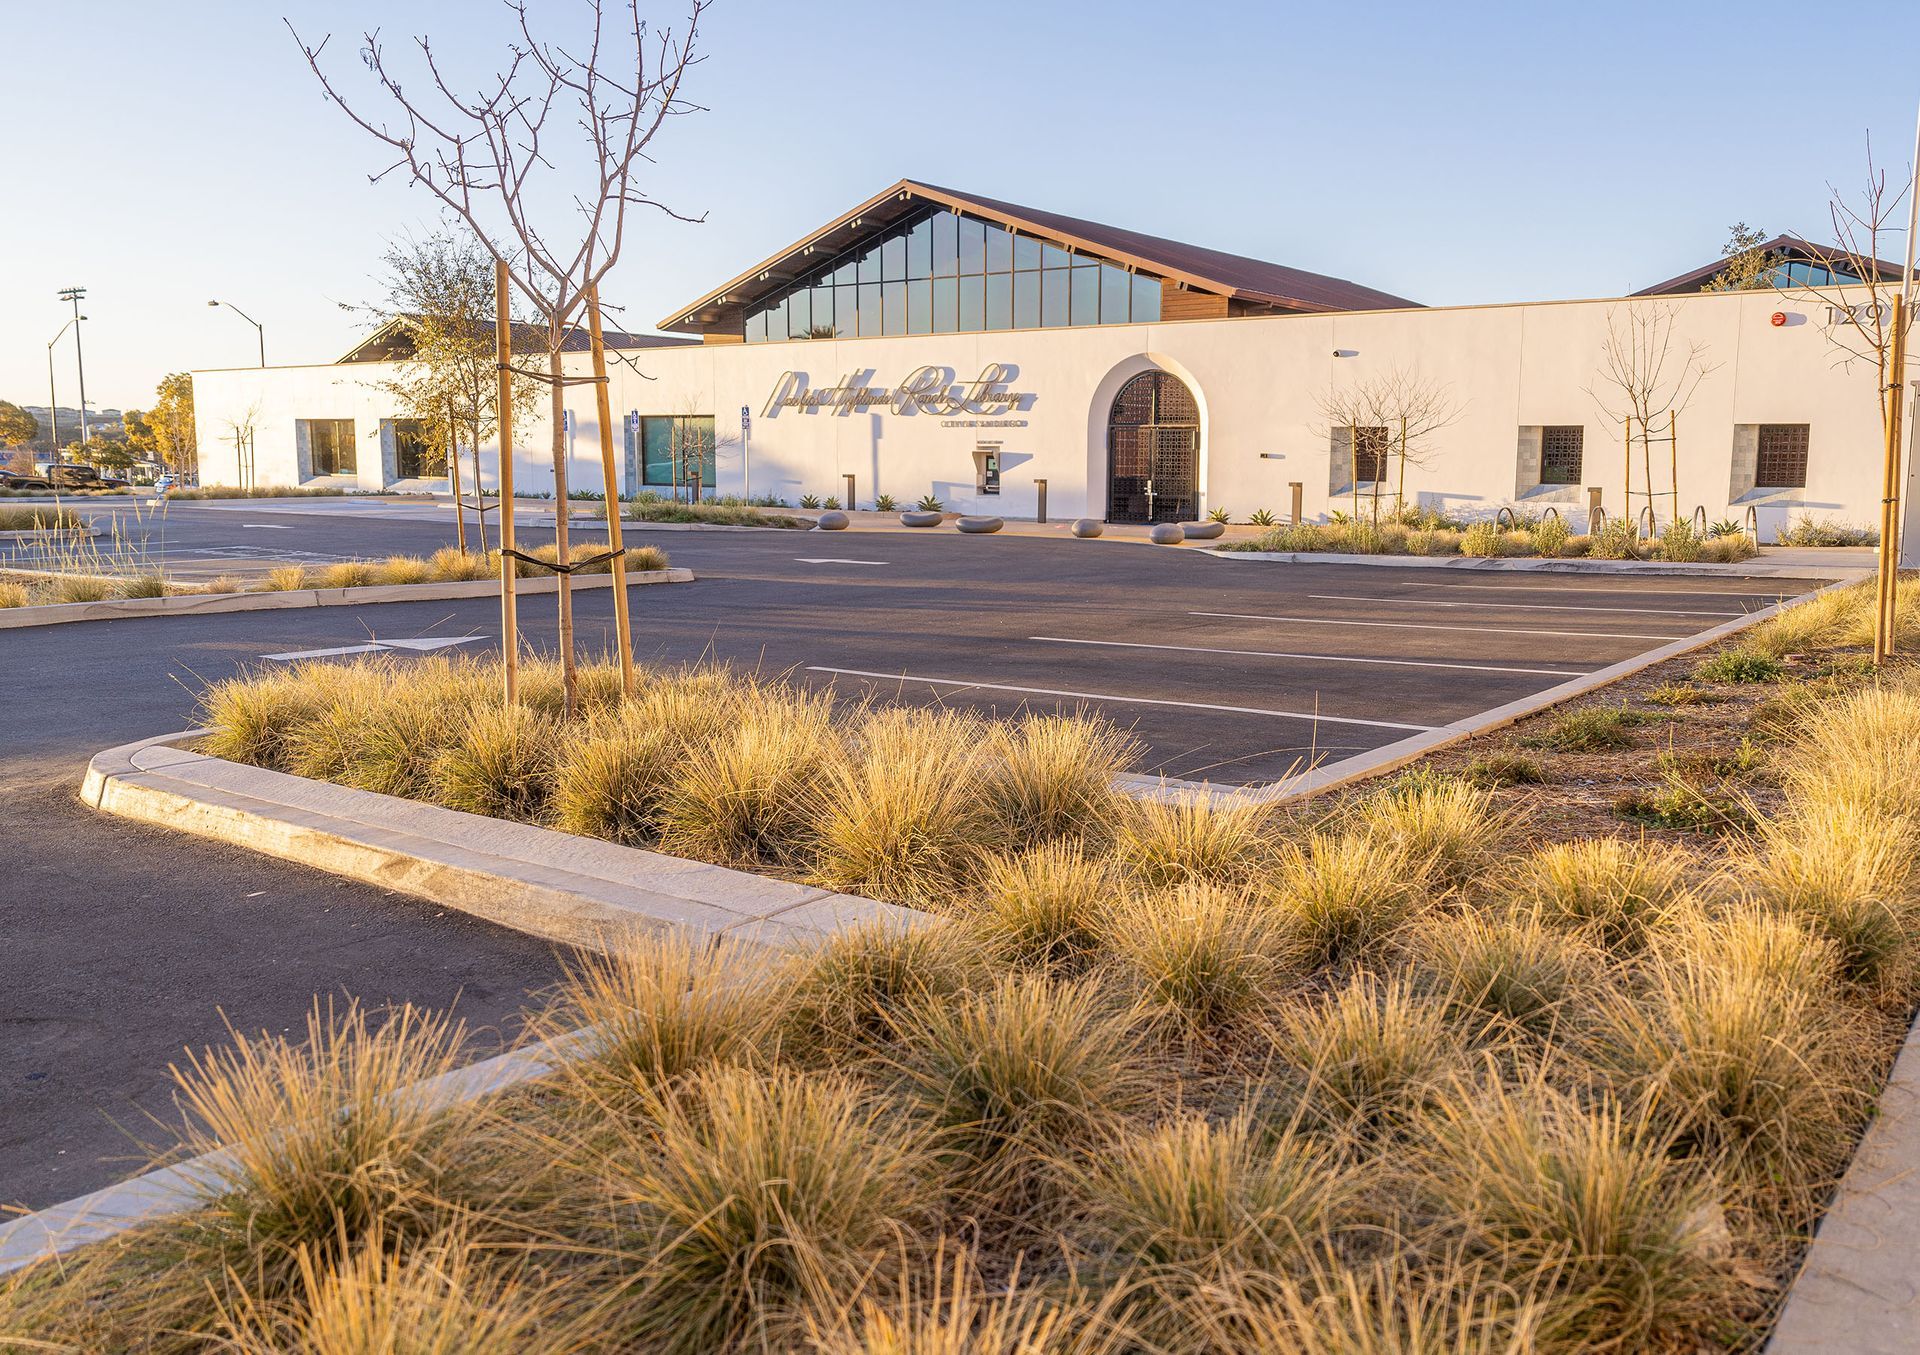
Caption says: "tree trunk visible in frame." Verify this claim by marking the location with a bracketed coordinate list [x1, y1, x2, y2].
[548, 343, 578, 717]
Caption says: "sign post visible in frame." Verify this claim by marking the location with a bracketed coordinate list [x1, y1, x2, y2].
[740, 404, 750, 499]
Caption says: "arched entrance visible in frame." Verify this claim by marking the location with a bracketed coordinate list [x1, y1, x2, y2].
[1106, 370, 1199, 524]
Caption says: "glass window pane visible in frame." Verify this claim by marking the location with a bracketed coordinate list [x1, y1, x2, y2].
[985, 224, 1012, 272]
[836, 285, 858, 337]
[1041, 268, 1069, 326]
[1101, 265, 1130, 324]
[882, 232, 906, 281]
[746, 308, 767, 342]
[1042, 243, 1072, 268]
[1071, 265, 1099, 326]
[931, 210, 957, 276]
[1014, 271, 1040, 328]
[1132, 273, 1161, 322]
[859, 282, 882, 335]
[859, 245, 882, 284]
[958, 274, 984, 331]
[641, 417, 675, 485]
[907, 217, 932, 278]
[883, 280, 906, 334]
[787, 288, 811, 339]
[1014, 234, 1041, 270]
[833, 256, 857, 286]
[985, 272, 1012, 330]
[811, 286, 834, 337]
[932, 276, 957, 332]
[907, 279, 931, 334]
[767, 295, 786, 341]
[958, 217, 985, 274]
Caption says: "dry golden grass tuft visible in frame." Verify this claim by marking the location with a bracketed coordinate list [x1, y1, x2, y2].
[1104, 882, 1301, 1035]
[966, 842, 1116, 974]
[1506, 836, 1692, 951]
[1113, 790, 1271, 888]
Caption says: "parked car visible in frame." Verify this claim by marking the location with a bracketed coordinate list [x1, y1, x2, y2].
[0, 468, 53, 491]
[32, 462, 116, 490]
[153, 473, 179, 494]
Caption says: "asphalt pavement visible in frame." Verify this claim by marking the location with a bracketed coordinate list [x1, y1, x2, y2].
[1, 504, 1821, 1212]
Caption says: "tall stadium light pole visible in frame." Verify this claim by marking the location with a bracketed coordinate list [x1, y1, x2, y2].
[45, 315, 83, 459]
[56, 288, 89, 445]
[207, 298, 266, 367]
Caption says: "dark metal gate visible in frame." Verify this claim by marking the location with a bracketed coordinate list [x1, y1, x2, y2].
[1107, 370, 1198, 524]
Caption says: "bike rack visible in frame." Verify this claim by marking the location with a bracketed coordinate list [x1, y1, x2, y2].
[1589, 505, 1607, 534]
[1636, 505, 1657, 542]
[1744, 505, 1759, 542]
[1495, 506, 1518, 531]
[1541, 505, 1561, 524]
[1691, 504, 1708, 535]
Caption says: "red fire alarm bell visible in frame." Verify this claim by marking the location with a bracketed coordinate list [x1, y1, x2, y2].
[1770, 312, 1787, 327]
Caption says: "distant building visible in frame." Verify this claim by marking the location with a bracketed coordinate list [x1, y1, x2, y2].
[192, 179, 1917, 540]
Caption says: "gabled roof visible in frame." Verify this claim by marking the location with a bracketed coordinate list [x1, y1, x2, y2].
[1632, 233, 1910, 296]
[338, 316, 698, 364]
[658, 178, 1420, 334]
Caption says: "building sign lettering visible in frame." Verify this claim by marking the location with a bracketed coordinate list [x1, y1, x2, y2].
[762, 363, 1035, 420]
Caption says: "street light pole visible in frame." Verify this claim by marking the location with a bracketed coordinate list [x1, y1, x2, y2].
[44, 315, 83, 461]
[207, 299, 266, 367]
[57, 288, 88, 445]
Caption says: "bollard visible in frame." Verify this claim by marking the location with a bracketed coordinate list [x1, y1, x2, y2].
[1035, 478, 1048, 524]
[844, 473, 856, 511]
[1289, 481, 1304, 525]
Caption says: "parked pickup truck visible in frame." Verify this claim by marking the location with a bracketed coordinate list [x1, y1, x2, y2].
[29, 463, 128, 490]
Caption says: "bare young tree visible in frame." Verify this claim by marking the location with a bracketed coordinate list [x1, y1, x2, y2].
[1318, 368, 1462, 524]
[290, 0, 709, 714]
[1589, 304, 1717, 529]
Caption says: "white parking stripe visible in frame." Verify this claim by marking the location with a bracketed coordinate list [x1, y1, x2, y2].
[1190, 610, 1683, 643]
[266, 636, 486, 662]
[1307, 593, 1745, 619]
[806, 666, 1438, 732]
[1398, 581, 1797, 599]
[1029, 635, 1588, 678]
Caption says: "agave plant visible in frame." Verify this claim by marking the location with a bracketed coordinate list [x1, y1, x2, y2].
[1207, 507, 1230, 524]
[823, 496, 841, 510]
[1709, 518, 1744, 538]
[1248, 508, 1277, 526]
[799, 494, 822, 509]
[916, 494, 944, 512]
[875, 493, 897, 511]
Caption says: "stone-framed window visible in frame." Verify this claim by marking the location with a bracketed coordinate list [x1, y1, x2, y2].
[1730, 422, 1811, 502]
[1329, 425, 1389, 494]
[1513, 424, 1585, 501]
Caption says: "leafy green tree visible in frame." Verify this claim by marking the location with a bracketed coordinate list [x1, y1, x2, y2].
[1703, 222, 1781, 292]
[150, 373, 196, 475]
[122, 408, 158, 459]
[0, 400, 37, 452]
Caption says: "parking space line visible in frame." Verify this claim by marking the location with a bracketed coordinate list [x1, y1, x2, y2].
[806, 666, 1439, 732]
[1396, 581, 1798, 599]
[1307, 593, 1746, 618]
[1190, 611, 1682, 643]
[1028, 635, 1588, 678]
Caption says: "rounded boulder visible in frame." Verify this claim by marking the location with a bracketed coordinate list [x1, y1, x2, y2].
[900, 510, 943, 527]
[1181, 520, 1226, 540]
[1070, 518, 1104, 538]
[814, 510, 850, 530]
[955, 515, 1004, 534]
[1148, 523, 1187, 545]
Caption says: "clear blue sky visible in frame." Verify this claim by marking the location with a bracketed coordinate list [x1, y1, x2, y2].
[4, 0, 1916, 411]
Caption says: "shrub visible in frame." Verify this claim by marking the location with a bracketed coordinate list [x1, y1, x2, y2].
[1657, 519, 1703, 563]
[1458, 521, 1505, 557]
[1266, 831, 1424, 965]
[115, 571, 167, 598]
[549, 712, 680, 843]
[888, 973, 1151, 1209]
[377, 553, 431, 585]
[800, 494, 822, 509]
[605, 1064, 936, 1350]
[1112, 790, 1270, 887]
[1409, 908, 1599, 1038]
[1693, 648, 1783, 684]
[49, 574, 114, 602]
[319, 560, 375, 589]
[1522, 703, 1646, 752]
[0, 581, 28, 608]
[966, 843, 1115, 973]
[1778, 679, 1920, 820]
[428, 545, 493, 581]
[779, 919, 973, 1063]
[1588, 518, 1641, 560]
[1506, 837, 1691, 951]
[1462, 750, 1544, 787]
[1104, 882, 1301, 1034]
[0, 504, 83, 530]
[1207, 507, 1231, 524]
[430, 702, 555, 820]
[1780, 514, 1877, 547]
[874, 493, 897, 511]
[198, 665, 325, 769]
[1531, 514, 1571, 557]
[823, 496, 842, 510]
[982, 713, 1137, 849]
[812, 707, 997, 904]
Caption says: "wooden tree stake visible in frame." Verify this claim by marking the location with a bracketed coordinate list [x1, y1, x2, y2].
[495, 259, 519, 704]
[587, 285, 636, 698]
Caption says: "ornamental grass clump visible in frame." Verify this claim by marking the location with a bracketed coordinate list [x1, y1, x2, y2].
[1276, 974, 1462, 1134]
[1346, 771, 1505, 887]
[429, 701, 556, 820]
[779, 919, 975, 1064]
[656, 686, 844, 866]
[1113, 790, 1271, 888]
[812, 707, 999, 905]
[887, 972, 1153, 1213]
[1103, 882, 1302, 1035]
[1417, 1083, 1743, 1351]
[965, 842, 1116, 974]
[169, 1000, 483, 1302]
[1408, 908, 1601, 1040]
[1507, 837, 1691, 951]
[428, 544, 493, 580]
[198, 665, 326, 769]
[597, 1064, 938, 1352]
[549, 710, 681, 842]
[981, 713, 1138, 849]
[1265, 831, 1425, 966]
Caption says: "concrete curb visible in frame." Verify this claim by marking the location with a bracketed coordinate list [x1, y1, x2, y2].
[0, 567, 694, 630]
[1767, 1012, 1920, 1352]
[1206, 547, 1871, 581]
[1123, 576, 1859, 808]
[0, 731, 932, 1275]
[0, 526, 97, 540]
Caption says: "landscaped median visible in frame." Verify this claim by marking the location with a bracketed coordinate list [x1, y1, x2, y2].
[0, 544, 685, 628]
[7, 580, 1920, 1350]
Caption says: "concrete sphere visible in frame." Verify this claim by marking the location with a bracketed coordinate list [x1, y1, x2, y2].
[814, 510, 850, 530]
[1148, 523, 1187, 545]
[1070, 518, 1104, 538]
[1181, 520, 1226, 540]
[900, 510, 943, 527]
[955, 515, 1004, 534]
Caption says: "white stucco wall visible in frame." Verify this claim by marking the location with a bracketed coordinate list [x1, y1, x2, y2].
[191, 288, 1910, 540]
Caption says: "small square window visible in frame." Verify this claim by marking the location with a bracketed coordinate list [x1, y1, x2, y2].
[1756, 424, 1809, 489]
[1540, 426, 1583, 485]
[1353, 426, 1390, 483]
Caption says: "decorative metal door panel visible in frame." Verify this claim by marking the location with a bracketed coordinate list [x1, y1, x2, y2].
[1107, 370, 1199, 524]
